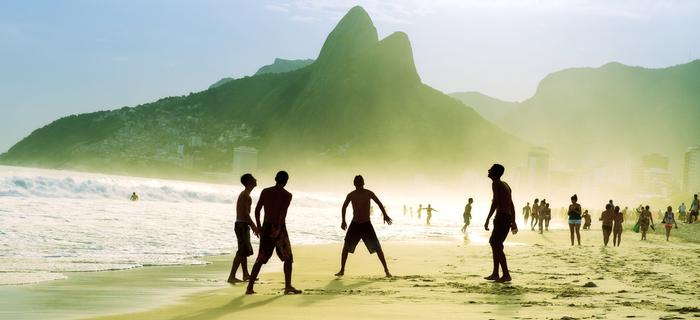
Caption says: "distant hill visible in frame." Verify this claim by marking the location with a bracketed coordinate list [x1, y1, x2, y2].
[254, 58, 314, 75]
[0, 6, 524, 182]
[450, 91, 518, 124]
[454, 61, 700, 169]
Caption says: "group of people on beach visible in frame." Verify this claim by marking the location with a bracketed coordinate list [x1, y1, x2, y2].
[402, 204, 439, 225]
[226, 164, 518, 293]
[225, 164, 698, 295]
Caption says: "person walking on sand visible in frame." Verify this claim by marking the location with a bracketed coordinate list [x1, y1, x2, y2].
[690, 194, 699, 224]
[600, 204, 614, 246]
[531, 199, 540, 231]
[678, 203, 686, 223]
[538, 199, 547, 234]
[662, 206, 678, 241]
[336, 175, 393, 278]
[523, 202, 531, 225]
[567, 194, 582, 246]
[582, 210, 592, 230]
[484, 164, 518, 283]
[612, 206, 624, 247]
[462, 198, 473, 233]
[246, 171, 301, 295]
[637, 205, 654, 241]
[227, 173, 259, 283]
[544, 202, 552, 231]
[425, 204, 438, 225]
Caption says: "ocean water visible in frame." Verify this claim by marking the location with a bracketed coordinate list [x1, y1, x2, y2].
[0, 166, 477, 285]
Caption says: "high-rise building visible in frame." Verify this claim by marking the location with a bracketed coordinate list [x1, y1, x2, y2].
[526, 147, 549, 193]
[684, 146, 700, 193]
[232, 146, 258, 176]
[639, 153, 671, 198]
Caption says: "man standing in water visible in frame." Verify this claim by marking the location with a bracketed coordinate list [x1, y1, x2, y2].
[246, 171, 301, 295]
[484, 164, 518, 283]
[425, 204, 438, 225]
[228, 173, 258, 283]
[462, 198, 473, 233]
[523, 202, 531, 226]
[336, 175, 393, 278]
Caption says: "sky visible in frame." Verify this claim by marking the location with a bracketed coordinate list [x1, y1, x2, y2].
[1, 0, 699, 153]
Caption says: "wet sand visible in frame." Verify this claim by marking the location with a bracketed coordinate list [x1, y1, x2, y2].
[3, 224, 700, 320]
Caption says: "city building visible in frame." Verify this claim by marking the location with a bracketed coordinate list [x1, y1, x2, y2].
[638, 153, 671, 198]
[684, 146, 700, 194]
[232, 146, 258, 176]
[526, 147, 549, 193]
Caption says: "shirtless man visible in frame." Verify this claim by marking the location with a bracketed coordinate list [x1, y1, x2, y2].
[531, 199, 540, 231]
[600, 204, 614, 246]
[227, 173, 259, 283]
[484, 164, 518, 283]
[246, 171, 301, 295]
[523, 202, 531, 225]
[425, 204, 438, 225]
[336, 175, 393, 278]
[462, 198, 473, 233]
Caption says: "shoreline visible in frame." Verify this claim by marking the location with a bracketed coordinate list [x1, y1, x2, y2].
[3, 226, 700, 320]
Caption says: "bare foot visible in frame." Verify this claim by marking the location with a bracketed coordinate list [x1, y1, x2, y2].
[496, 275, 511, 283]
[385, 271, 393, 278]
[245, 287, 256, 295]
[484, 274, 499, 281]
[227, 278, 242, 284]
[334, 271, 344, 277]
[284, 286, 302, 295]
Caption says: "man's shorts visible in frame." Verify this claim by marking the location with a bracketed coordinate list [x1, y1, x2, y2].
[235, 222, 254, 257]
[256, 223, 293, 264]
[489, 213, 511, 250]
[344, 221, 382, 254]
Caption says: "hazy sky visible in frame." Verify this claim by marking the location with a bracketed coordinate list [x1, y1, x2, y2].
[1, 0, 699, 153]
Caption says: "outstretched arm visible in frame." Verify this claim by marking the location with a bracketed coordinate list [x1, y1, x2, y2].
[370, 192, 392, 225]
[341, 194, 351, 230]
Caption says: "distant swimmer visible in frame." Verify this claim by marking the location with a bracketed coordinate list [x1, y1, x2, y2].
[227, 173, 258, 283]
[336, 175, 393, 278]
[484, 164, 518, 283]
[637, 205, 654, 241]
[567, 194, 582, 246]
[582, 210, 592, 230]
[461, 198, 473, 233]
[531, 199, 540, 231]
[246, 171, 301, 295]
[130, 192, 139, 201]
[662, 206, 678, 241]
[612, 206, 624, 247]
[600, 204, 614, 246]
[425, 204, 438, 225]
[523, 202, 531, 225]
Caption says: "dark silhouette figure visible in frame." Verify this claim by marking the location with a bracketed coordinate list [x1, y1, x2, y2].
[537, 199, 547, 234]
[638, 205, 654, 240]
[417, 204, 423, 219]
[425, 204, 438, 225]
[582, 210, 591, 229]
[612, 206, 624, 246]
[227, 174, 259, 283]
[543, 202, 552, 231]
[531, 199, 540, 230]
[523, 202, 531, 225]
[690, 194, 699, 223]
[567, 194, 582, 246]
[246, 171, 301, 295]
[462, 198, 473, 233]
[130, 192, 139, 201]
[336, 175, 392, 278]
[600, 204, 614, 246]
[484, 164, 517, 283]
[662, 206, 678, 241]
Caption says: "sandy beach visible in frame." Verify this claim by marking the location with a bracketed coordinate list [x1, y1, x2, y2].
[4, 223, 698, 320]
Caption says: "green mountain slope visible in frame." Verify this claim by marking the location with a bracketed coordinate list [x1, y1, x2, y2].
[254, 58, 314, 76]
[449, 91, 519, 124]
[0, 6, 524, 181]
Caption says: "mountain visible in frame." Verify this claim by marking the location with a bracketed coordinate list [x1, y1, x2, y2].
[455, 61, 700, 170]
[0, 6, 524, 183]
[254, 58, 314, 76]
[449, 91, 519, 124]
[208, 58, 315, 89]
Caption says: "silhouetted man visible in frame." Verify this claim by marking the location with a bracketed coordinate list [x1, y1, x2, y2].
[130, 192, 139, 201]
[335, 175, 393, 278]
[246, 171, 301, 295]
[425, 204, 438, 225]
[484, 164, 517, 283]
[461, 198, 473, 233]
[522, 202, 531, 225]
[227, 173, 258, 283]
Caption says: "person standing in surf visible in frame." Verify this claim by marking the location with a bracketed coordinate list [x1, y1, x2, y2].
[425, 204, 438, 225]
[336, 175, 393, 278]
[523, 202, 531, 226]
[227, 173, 258, 283]
[462, 198, 473, 233]
[484, 164, 518, 283]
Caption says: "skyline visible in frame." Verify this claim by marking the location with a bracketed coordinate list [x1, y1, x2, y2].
[1, 0, 699, 153]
